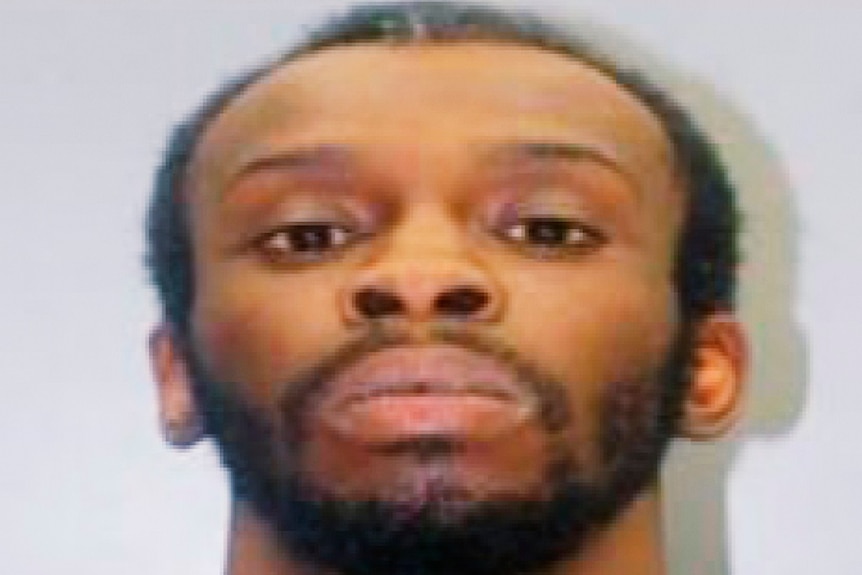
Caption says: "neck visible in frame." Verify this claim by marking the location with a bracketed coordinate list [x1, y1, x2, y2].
[225, 489, 666, 575]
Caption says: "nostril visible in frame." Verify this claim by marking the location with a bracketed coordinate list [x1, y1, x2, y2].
[354, 288, 404, 318]
[435, 286, 490, 317]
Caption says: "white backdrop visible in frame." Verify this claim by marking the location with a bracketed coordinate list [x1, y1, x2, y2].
[1, 1, 859, 574]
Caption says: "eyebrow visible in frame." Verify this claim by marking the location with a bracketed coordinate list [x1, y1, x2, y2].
[487, 141, 640, 199]
[223, 140, 639, 200]
[222, 144, 353, 198]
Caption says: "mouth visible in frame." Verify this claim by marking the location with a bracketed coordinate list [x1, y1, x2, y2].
[314, 345, 538, 447]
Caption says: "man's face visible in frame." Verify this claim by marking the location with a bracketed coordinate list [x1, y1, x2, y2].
[181, 42, 686, 573]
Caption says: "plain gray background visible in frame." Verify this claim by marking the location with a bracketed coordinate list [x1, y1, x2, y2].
[1, 1, 858, 573]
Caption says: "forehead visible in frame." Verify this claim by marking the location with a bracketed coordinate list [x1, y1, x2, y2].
[192, 42, 675, 197]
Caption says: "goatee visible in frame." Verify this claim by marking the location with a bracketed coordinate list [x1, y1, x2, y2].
[185, 325, 690, 575]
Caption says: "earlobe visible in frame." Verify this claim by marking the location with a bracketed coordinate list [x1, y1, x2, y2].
[679, 313, 748, 440]
[149, 323, 205, 448]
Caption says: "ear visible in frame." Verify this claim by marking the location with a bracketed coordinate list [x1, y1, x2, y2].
[149, 323, 204, 449]
[679, 312, 748, 440]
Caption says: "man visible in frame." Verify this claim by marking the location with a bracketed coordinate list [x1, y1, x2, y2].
[146, 2, 747, 574]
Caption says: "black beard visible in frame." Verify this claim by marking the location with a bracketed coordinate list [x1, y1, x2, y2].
[186, 325, 691, 575]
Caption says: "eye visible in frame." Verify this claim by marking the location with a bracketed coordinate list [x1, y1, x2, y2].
[501, 217, 602, 251]
[257, 222, 356, 262]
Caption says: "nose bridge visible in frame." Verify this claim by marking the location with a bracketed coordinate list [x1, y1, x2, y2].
[388, 201, 466, 259]
[372, 202, 483, 292]
[345, 201, 502, 322]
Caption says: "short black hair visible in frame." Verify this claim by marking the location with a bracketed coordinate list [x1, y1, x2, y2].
[146, 1, 740, 335]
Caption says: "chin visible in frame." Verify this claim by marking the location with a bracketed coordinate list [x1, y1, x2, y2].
[255, 455, 625, 575]
[187, 326, 688, 575]
[294, 413, 563, 505]
[316, 450, 557, 514]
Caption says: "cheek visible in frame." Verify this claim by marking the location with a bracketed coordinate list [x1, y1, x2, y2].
[505, 264, 678, 432]
[190, 268, 345, 400]
[510, 267, 676, 362]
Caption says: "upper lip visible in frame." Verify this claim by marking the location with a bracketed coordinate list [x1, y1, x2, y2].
[320, 344, 533, 408]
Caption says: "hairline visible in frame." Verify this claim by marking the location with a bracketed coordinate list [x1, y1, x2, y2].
[151, 14, 736, 334]
[184, 38, 686, 202]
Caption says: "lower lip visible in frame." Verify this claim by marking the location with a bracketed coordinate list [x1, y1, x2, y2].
[319, 393, 533, 445]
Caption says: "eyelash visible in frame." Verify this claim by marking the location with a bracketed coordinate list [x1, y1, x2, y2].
[499, 216, 605, 254]
[254, 216, 604, 265]
[256, 222, 358, 263]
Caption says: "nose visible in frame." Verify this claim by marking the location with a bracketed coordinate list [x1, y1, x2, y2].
[341, 214, 503, 325]
[352, 282, 493, 320]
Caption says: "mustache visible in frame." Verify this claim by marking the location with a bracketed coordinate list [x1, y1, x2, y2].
[277, 323, 572, 437]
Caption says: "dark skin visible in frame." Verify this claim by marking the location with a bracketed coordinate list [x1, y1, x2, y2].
[151, 42, 746, 575]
